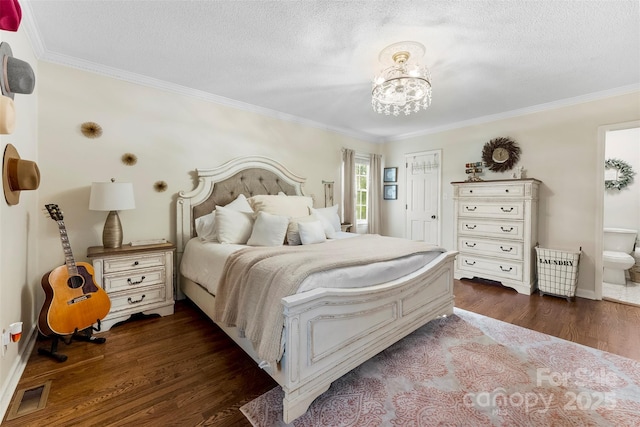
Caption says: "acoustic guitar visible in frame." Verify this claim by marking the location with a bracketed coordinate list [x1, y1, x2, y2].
[38, 204, 111, 336]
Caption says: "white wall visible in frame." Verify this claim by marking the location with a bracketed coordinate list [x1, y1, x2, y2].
[382, 92, 640, 298]
[0, 30, 39, 419]
[604, 127, 640, 234]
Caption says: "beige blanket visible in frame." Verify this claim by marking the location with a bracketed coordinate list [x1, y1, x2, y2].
[213, 234, 444, 362]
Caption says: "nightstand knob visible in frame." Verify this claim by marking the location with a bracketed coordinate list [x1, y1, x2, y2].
[127, 276, 146, 285]
[128, 295, 146, 304]
[133, 261, 139, 266]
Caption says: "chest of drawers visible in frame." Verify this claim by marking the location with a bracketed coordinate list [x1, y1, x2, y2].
[452, 179, 541, 294]
[87, 242, 175, 331]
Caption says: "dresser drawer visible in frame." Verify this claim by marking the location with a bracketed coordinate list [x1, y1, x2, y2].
[457, 254, 523, 281]
[103, 253, 166, 273]
[108, 284, 166, 314]
[458, 183, 525, 198]
[458, 219, 524, 240]
[103, 267, 166, 292]
[458, 237, 524, 260]
[459, 201, 524, 220]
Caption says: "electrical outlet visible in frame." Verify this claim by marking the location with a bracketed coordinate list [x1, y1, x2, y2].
[1, 329, 8, 357]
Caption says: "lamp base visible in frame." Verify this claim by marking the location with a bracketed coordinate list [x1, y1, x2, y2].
[103, 210, 123, 249]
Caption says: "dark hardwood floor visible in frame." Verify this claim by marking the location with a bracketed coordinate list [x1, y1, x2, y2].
[4, 279, 640, 426]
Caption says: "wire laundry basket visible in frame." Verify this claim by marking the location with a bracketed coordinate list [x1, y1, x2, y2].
[536, 246, 581, 301]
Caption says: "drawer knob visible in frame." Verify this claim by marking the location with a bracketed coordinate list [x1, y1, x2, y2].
[466, 206, 477, 211]
[465, 224, 477, 230]
[465, 242, 476, 248]
[133, 261, 139, 266]
[499, 266, 513, 272]
[464, 260, 476, 266]
[500, 207, 514, 212]
[128, 294, 146, 304]
[500, 246, 513, 252]
[127, 276, 146, 285]
[505, 189, 509, 193]
[500, 226, 514, 232]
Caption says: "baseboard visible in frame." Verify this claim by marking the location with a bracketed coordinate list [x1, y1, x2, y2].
[0, 325, 37, 422]
[575, 287, 596, 300]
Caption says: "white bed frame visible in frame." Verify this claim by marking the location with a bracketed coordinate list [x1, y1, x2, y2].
[176, 156, 458, 423]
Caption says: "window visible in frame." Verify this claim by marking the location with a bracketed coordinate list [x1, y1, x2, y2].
[355, 157, 370, 225]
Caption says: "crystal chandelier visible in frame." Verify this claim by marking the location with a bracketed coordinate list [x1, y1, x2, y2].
[372, 41, 432, 116]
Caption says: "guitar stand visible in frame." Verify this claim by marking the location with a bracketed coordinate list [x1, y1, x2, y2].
[38, 320, 106, 363]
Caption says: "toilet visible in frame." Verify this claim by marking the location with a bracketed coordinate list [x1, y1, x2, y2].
[603, 228, 637, 285]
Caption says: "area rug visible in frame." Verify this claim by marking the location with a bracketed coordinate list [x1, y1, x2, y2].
[241, 308, 640, 426]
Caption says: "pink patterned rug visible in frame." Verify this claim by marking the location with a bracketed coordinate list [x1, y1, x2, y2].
[241, 308, 640, 426]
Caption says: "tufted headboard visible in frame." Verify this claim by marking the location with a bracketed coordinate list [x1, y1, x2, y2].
[176, 156, 306, 257]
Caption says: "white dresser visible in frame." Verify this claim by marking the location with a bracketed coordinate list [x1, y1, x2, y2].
[452, 179, 541, 294]
[87, 242, 175, 331]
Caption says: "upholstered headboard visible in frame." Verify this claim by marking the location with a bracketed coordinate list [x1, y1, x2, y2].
[176, 156, 306, 256]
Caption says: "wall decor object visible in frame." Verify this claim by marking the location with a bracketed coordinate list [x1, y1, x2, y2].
[0, 0, 22, 32]
[3, 143, 40, 205]
[322, 180, 334, 207]
[81, 121, 103, 138]
[121, 153, 137, 166]
[0, 95, 15, 134]
[383, 167, 397, 182]
[383, 184, 397, 200]
[154, 180, 168, 192]
[464, 161, 483, 182]
[605, 158, 635, 190]
[481, 137, 521, 172]
[0, 42, 35, 99]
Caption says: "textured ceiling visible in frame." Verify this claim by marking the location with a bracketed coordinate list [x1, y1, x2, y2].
[23, 0, 640, 141]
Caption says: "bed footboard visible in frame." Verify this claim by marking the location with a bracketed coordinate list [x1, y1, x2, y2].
[278, 250, 457, 423]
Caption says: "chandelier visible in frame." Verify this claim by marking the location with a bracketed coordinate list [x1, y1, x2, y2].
[371, 41, 432, 116]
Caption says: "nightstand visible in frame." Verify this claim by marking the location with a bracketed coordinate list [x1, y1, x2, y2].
[87, 242, 175, 331]
[340, 223, 353, 232]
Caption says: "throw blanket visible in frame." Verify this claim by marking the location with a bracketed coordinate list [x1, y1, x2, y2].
[213, 234, 445, 363]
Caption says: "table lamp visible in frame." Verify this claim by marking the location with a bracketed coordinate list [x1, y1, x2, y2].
[89, 179, 135, 248]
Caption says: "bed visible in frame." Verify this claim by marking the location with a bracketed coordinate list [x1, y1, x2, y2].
[176, 155, 458, 423]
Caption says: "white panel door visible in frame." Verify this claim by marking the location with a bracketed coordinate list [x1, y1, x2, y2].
[405, 151, 441, 245]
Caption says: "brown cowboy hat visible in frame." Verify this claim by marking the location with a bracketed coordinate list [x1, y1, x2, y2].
[3, 143, 40, 205]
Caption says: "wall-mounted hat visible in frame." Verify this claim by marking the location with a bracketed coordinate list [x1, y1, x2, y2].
[0, 95, 15, 134]
[0, 42, 35, 99]
[3, 143, 40, 205]
[0, 0, 22, 32]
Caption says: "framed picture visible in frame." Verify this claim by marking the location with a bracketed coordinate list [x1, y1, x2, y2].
[383, 167, 397, 183]
[383, 184, 397, 200]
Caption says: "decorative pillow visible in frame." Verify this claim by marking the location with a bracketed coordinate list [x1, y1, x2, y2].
[298, 220, 327, 245]
[310, 205, 341, 238]
[248, 195, 312, 218]
[225, 193, 254, 213]
[195, 211, 217, 241]
[286, 214, 318, 246]
[247, 211, 290, 246]
[213, 205, 254, 244]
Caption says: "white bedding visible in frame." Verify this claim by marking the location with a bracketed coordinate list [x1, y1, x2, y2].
[180, 235, 443, 295]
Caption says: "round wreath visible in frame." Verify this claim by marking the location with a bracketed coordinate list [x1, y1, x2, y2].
[605, 158, 635, 190]
[481, 137, 521, 172]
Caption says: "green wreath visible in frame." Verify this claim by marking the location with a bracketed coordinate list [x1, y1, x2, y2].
[605, 158, 635, 190]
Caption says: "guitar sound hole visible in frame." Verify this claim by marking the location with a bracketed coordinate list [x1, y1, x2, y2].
[67, 275, 85, 289]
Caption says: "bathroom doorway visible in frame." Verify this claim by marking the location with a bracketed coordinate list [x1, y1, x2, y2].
[597, 122, 640, 306]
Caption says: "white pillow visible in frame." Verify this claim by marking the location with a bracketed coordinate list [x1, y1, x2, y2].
[248, 195, 313, 218]
[214, 205, 254, 244]
[298, 220, 327, 245]
[225, 193, 254, 213]
[286, 214, 318, 246]
[195, 211, 217, 241]
[247, 211, 290, 246]
[310, 205, 341, 238]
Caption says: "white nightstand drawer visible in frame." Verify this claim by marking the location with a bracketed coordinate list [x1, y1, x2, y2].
[457, 255, 523, 281]
[458, 219, 524, 240]
[108, 285, 166, 313]
[458, 183, 525, 198]
[103, 267, 165, 292]
[458, 237, 523, 260]
[459, 202, 524, 220]
[103, 253, 166, 273]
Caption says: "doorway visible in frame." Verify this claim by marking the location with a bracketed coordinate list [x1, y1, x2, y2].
[596, 121, 640, 305]
[405, 150, 441, 245]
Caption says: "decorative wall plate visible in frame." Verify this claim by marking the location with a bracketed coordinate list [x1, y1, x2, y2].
[482, 137, 521, 172]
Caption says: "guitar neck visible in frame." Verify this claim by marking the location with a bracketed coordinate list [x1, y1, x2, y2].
[56, 220, 79, 276]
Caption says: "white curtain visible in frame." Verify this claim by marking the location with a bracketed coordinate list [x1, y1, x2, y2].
[342, 148, 355, 225]
[369, 154, 382, 234]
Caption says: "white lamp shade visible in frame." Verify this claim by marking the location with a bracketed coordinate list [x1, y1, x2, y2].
[89, 182, 135, 211]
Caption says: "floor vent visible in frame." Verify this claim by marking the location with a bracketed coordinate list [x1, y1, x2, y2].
[5, 380, 51, 421]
